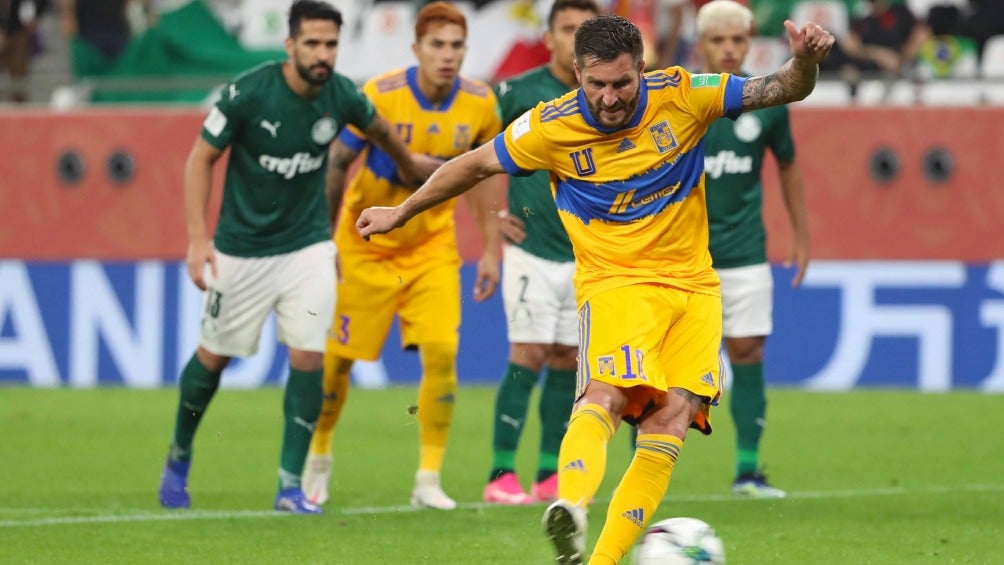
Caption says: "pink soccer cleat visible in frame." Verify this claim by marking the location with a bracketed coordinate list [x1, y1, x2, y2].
[532, 473, 559, 503]
[483, 472, 534, 505]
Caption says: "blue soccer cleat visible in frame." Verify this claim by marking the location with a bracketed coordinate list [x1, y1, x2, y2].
[731, 471, 786, 499]
[274, 487, 323, 515]
[158, 459, 191, 509]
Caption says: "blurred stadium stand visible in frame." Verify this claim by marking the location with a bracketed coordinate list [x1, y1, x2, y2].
[3, 0, 1004, 107]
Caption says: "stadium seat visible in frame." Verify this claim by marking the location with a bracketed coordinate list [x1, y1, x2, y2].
[342, 1, 415, 82]
[333, 0, 370, 42]
[743, 37, 789, 77]
[790, 1, 850, 39]
[238, 0, 291, 49]
[795, 79, 852, 106]
[981, 35, 1004, 104]
[855, 78, 917, 106]
[905, 0, 967, 20]
[917, 80, 984, 106]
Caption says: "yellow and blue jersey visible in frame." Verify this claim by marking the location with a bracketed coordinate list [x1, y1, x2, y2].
[494, 67, 746, 304]
[337, 66, 501, 256]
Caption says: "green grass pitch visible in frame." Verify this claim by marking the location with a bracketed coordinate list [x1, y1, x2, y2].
[1, 386, 1002, 564]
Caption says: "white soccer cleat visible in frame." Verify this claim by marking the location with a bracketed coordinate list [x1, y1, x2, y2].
[410, 470, 457, 510]
[542, 499, 587, 565]
[302, 454, 333, 505]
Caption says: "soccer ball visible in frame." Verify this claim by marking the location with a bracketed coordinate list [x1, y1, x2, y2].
[632, 517, 726, 564]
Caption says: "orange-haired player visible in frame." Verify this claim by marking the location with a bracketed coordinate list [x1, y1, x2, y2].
[302, 1, 502, 510]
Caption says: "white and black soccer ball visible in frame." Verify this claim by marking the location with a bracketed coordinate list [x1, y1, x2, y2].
[633, 517, 726, 565]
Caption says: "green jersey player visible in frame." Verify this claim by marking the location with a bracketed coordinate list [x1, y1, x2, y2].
[157, 0, 436, 514]
[482, 0, 600, 506]
[697, 0, 810, 498]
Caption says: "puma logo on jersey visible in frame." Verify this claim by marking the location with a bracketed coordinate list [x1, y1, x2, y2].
[704, 150, 753, 179]
[260, 119, 281, 138]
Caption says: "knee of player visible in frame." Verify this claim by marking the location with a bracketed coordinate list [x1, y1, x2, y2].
[640, 390, 708, 437]
[545, 344, 578, 371]
[576, 382, 628, 418]
[510, 343, 549, 371]
[289, 349, 325, 372]
[724, 337, 766, 364]
[419, 342, 458, 378]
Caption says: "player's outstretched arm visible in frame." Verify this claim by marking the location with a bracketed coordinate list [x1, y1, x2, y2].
[363, 114, 441, 185]
[183, 136, 224, 291]
[325, 139, 361, 230]
[356, 142, 506, 240]
[463, 176, 504, 302]
[742, 20, 834, 112]
[777, 158, 810, 287]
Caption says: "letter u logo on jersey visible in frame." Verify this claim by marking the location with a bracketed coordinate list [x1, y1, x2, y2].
[570, 148, 596, 176]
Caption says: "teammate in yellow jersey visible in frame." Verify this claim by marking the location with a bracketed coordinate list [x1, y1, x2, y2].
[302, 1, 503, 511]
[356, 12, 833, 563]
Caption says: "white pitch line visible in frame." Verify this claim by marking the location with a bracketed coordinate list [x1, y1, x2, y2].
[2, 483, 1003, 527]
[342, 482, 1004, 514]
[0, 509, 288, 528]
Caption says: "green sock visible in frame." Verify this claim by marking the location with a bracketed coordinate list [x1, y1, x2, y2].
[169, 354, 222, 463]
[279, 367, 323, 490]
[730, 362, 766, 477]
[537, 367, 576, 479]
[489, 363, 538, 481]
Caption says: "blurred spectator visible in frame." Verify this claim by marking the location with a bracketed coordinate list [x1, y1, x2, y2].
[959, 0, 1004, 58]
[822, 0, 930, 84]
[0, 0, 50, 103]
[655, 0, 751, 69]
[606, 0, 660, 68]
[655, 0, 689, 68]
[749, 0, 853, 38]
[58, 0, 153, 77]
[915, 4, 977, 79]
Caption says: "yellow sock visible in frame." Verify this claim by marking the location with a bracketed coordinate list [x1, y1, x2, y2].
[307, 351, 353, 456]
[590, 434, 682, 565]
[416, 343, 457, 473]
[557, 404, 616, 508]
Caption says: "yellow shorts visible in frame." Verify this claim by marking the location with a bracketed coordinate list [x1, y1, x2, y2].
[577, 283, 723, 433]
[329, 247, 461, 360]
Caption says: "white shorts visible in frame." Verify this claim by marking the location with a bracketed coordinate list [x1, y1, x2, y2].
[717, 262, 773, 338]
[502, 245, 577, 346]
[199, 240, 336, 357]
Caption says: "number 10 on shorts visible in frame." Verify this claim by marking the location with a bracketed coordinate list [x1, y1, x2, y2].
[597, 345, 647, 381]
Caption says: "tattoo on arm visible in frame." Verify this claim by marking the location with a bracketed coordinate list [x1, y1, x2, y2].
[325, 141, 359, 226]
[671, 387, 707, 411]
[329, 142, 357, 173]
[741, 58, 818, 111]
[365, 117, 392, 142]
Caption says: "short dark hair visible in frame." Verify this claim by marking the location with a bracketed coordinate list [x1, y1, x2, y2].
[547, 0, 600, 30]
[289, 0, 343, 37]
[573, 14, 643, 67]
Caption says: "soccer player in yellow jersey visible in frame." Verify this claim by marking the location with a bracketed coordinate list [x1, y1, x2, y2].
[357, 13, 833, 564]
[301, 1, 503, 511]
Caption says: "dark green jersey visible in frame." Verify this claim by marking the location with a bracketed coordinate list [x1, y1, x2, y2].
[704, 104, 794, 268]
[494, 65, 574, 263]
[201, 61, 375, 257]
